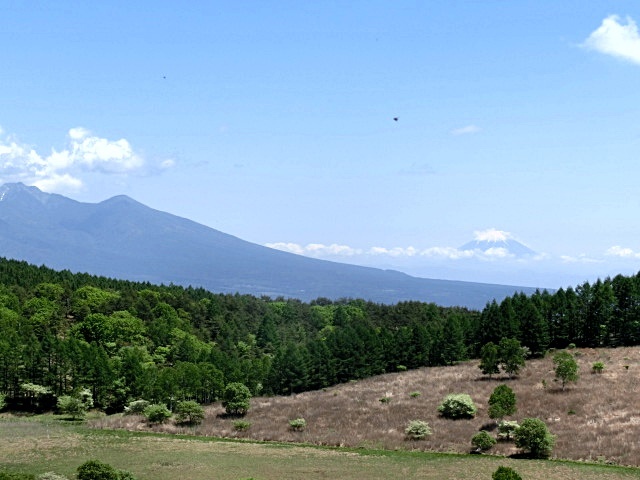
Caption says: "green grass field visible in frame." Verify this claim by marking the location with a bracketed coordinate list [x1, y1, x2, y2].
[1, 415, 639, 480]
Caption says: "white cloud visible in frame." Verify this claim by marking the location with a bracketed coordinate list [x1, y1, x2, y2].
[0, 127, 170, 193]
[560, 254, 601, 264]
[419, 246, 475, 260]
[583, 15, 640, 65]
[605, 245, 640, 258]
[451, 124, 481, 136]
[266, 242, 362, 257]
[473, 228, 513, 242]
[266, 241, 528, 262]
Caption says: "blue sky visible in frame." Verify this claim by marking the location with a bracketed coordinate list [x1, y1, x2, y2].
[2, 1, 640, 289]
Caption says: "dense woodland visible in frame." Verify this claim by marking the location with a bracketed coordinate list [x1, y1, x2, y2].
[0, 257, 639, 412]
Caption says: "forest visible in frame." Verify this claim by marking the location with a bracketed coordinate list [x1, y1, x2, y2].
[0, 256, 639, 413]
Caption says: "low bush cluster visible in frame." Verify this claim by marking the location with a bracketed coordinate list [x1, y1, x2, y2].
[471, 430, 496, 451]
[77, 460, 136, 480]
[143, 404, 171, 424]
[438, 394, 477, 419]
[289, 418, 307, 431]
[404, 420, 431, 440]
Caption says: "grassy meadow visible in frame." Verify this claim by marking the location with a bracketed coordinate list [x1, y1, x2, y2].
[3, 346, 640, 479]
[1, 416, 639, 480]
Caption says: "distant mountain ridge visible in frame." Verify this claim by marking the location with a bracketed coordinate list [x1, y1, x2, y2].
[0, 183, 539, 308]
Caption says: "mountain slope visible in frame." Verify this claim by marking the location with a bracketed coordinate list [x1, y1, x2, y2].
[0, 183, 538, 308]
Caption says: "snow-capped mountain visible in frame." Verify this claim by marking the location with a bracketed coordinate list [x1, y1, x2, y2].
[459, 229, 537, 257]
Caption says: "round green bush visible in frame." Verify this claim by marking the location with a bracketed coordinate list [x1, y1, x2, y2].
[124, 399, 149, 415]
[404, 420, 432, 440]
[497, 420, 520, 440]
[174, 400, 205, 425]
[492, 466, 522, 480]
[438, 394, 477, 419]
[76, 460, 118, 480]
[289, 418, 307, 431]
[143, 403, 172, 424]
[471, 430, 496, 451]
[514, 418, 555, 458]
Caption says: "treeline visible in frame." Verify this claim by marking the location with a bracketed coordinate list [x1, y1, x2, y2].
[0, 257, 639, 413]
[478, 273, 640, 355]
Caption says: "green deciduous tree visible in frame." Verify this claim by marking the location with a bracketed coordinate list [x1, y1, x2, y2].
[553, 351, 579, 390]
[222, 382, 251, 416]
[488, 384, 517, 422]
[499, 338, 526, 378]
[479, 342, 500, 378]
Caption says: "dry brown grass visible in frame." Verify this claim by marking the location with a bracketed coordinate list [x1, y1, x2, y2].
[92, 346, 640, 466]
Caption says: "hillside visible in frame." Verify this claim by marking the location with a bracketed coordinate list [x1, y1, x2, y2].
[0, 182, 538, 308]
[96, 346, 640, 467]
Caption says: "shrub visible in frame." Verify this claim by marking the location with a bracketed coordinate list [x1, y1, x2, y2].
[174, 400, 205, 425]
[488, 384, 517, 422]
[379, 397, 391, 404]
[0, 473, 36, 480]
[143, 403, 171, 424]
[37, 473, 69, 480]
[592, 361, 605, 374]
[76, 460, 135, 480]
[76, 460, 118, 480]
[222, 382, 251, 416]
[409, 391, 421, 398]
[124, 399, 149, 415]
[497, 420, 519, 440]
[289, 418, 307, 431]
[404, 420, 431, 440]
[0, 392, 5, 411]
[438, 394, 477, 419]
[57, 388, 93, 420]
[492, 466, 522, 480]
[233, 420, 251, 431]
[57, 395, 87, 420]
[471, 430, 496, 452]
[514, 418, 555, 458]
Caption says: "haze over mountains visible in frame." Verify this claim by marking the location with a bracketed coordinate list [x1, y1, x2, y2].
[0, 183, 539, 308]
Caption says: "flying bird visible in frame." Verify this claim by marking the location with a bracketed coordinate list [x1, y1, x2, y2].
[393, 117, 398, 122]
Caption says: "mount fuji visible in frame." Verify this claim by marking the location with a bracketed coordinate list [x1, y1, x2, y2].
[459, 229, 537, 257]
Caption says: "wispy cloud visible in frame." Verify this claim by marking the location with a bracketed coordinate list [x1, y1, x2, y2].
[266, 241, 531, 262]
[451, 124, 481, 136]
[583, 15, 640, 65]
[265, 242, 363, 257]
[398, 162, 436, 176]
[560, 254, 601, 264]
[605, 245, 640, 258]
[0, 127, 173, 193]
